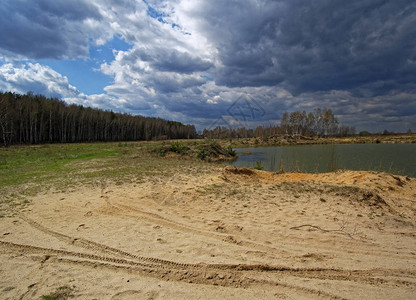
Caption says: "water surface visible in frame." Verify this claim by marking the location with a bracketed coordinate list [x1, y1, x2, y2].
[231, 144, 416, 177]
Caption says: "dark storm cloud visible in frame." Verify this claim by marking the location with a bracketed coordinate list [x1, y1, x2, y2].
[192, 0, 416, 95]
[152, 74, 206, 93]
[152, 49, 213, 74]
[128, 47, 213, 74]
[0, 0, 102, 59]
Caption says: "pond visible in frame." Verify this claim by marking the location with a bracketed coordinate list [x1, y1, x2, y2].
[230, 143, 416, 177]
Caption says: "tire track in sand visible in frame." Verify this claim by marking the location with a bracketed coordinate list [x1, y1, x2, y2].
[19, 215, 202, 268]
[22, 205, 415, 288]
[1, 240, 415, 300]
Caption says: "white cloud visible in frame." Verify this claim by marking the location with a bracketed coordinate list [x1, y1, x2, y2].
[0, 62, 78, 97]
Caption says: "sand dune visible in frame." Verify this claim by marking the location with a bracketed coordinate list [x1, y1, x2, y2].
[1, 167, 415, 299]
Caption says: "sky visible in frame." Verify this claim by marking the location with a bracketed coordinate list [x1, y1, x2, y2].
[0, 0, 415, 133]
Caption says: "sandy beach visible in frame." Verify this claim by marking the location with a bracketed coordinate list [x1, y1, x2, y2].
[1, 164, 415, 299]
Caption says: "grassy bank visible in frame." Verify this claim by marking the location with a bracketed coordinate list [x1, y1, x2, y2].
[0, 140, 236, 217]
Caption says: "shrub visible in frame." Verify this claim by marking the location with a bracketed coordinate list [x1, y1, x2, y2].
[169, 142, 188, 154]
[42, 285, 75, 300]
[197, 148, 207, 159]
[226, 145, 236, 156]
[159, 147, 167, 157]
[254, 161, 264, 170]
[359, 130, 371, 136]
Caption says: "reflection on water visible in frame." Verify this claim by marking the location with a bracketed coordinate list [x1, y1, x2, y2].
[231, 144, 416, 177]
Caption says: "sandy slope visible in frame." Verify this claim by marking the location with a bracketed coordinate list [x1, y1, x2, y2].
[1, 166, 415, 299]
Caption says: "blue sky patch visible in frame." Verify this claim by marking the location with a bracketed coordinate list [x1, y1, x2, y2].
[39, 36, 131, 95]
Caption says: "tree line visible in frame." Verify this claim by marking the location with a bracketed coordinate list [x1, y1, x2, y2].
[203, 108, 356, 139]
[0, 92, 197, 146]
[280, 108, 355, 136]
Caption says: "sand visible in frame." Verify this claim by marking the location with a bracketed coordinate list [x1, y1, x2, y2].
[1, 166, 415, 299]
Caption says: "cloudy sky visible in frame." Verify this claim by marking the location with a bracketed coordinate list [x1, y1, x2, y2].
[0, 0, 415, 132]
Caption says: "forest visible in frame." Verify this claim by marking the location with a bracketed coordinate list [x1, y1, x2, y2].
[0, 92, 197, 146]
[1, 92, 359, 147]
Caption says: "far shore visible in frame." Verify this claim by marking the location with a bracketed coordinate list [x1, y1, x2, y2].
[223, 133, 416, 148]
